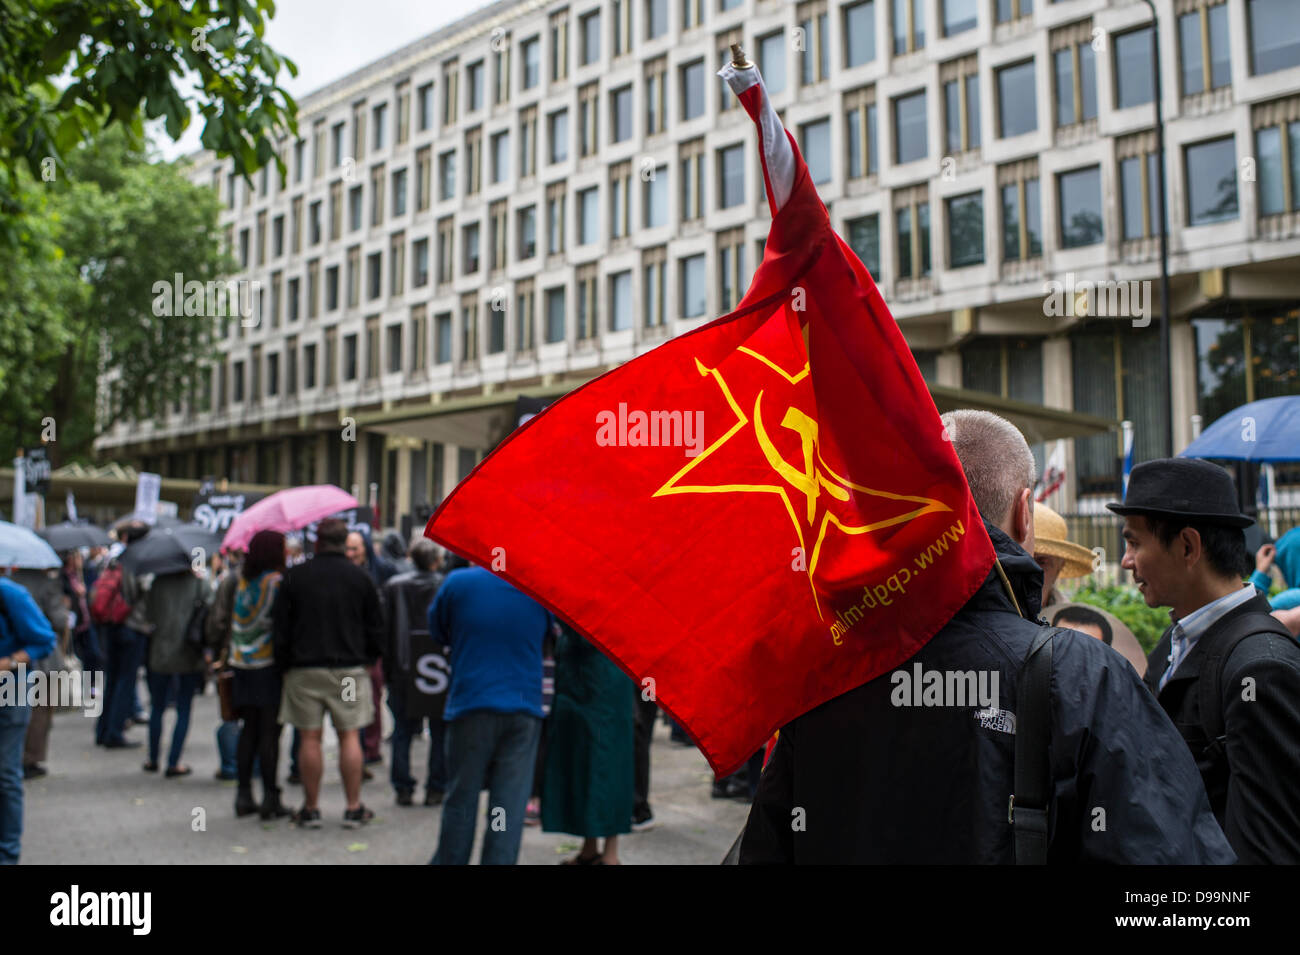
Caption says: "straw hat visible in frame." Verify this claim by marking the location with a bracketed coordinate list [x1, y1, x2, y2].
[1034, 503, 1097, 579]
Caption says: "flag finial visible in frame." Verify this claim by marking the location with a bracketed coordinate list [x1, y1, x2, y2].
[730, 43, 751, 68]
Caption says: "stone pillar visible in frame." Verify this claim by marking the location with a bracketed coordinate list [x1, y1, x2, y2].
[1169, 320, 1198, 455]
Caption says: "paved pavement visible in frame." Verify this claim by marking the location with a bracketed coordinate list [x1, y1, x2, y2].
[21, 684, 751, 865]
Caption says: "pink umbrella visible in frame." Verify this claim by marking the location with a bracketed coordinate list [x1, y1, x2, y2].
[221, 485, 359, 553]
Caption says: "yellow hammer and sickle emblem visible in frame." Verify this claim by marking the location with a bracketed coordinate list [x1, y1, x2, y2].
[752, 392, 849, 526]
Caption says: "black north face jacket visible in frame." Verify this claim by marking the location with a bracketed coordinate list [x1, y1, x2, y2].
[738, 522, 1234, 864]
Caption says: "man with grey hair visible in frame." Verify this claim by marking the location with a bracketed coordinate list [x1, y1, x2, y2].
[740, 409, 1234, 864]
[381, 537, 447, 806]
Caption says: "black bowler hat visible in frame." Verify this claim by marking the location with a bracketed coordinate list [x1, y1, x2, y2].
[1106, 458, 1253, 528]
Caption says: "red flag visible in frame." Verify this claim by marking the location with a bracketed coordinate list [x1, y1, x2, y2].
[426, 66, 995, 775]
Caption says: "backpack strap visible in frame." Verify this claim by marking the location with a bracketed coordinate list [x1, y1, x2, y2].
[1198, 611, 1295, 756]
[1012, 627, 1062, 865]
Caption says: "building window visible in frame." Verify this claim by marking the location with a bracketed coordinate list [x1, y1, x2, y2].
[551, 9, 570, 82]
[304, 342, 316, 389]
[799, 2, 830, 85]
[416, 147, 431, 211]
[644, 164, 669, 227]
[391, 168, 407, 217]
[943, 57, 980, 154]
[847, 214, 881, 276]
[681, 137, 704, 221]
[343, 334, 358, 381]
[548, 109, 569, 164]
[386, 324, 403, 374]
[681, 59, 705, 121]
[233, 361, 245, 402]
[520, 105, 537, 178]
[647, 0, 668, 40]
[579, 82, 599, 157]
[467, 60, 484, 112]
[610, 161, 631, 238]
[1193, 310, 1300, 428]
[681, 253, 707, 317]
[288, 276, 300, 321]
[493, 42, 511, 106]
[578, 186, 599, 245]
[645, 56, 667, 135]
[410, 306, 428, 373]
[682, 0, 703, 31]
[489, 201, 507, 271]
[370, 162, 385, 226]
[323, 330, 337, 386]
[366, 251, 382, 299]
[999, 161, 1042, 261]
[390, 231, 405, 294]
[718, 227, 746, 312]
[545, 286, 566, 343]
[413, 238, 429, 287]
[643, 245, 667, 327]
[1247, 0, 1300, 76]
[348, 185, 363, 231]
[1179, 2, 1231, 96]
[437, 217, 454, 284]
[306, 258, 320, 317]
[942, 0, 976, 37]
[716, 27, 741, 113]
[417, 82, 432, 132]
[437, 150, 456, 201]
[372, 102, 387, 150]
[996, 0, 1031, 24]
[491, 130, 510, 183]
[611, 85, 633, 143]
[516, 279, 535, 351]
[435, 312, 453, 363]
[580, 9, 601, 66]
[892, 0, 925, 55]
[1052, 23, 1099, 128]
[522, 35, 540, 89]
[308, 201, 321, 245]
[351, 103, 366, 163]
[461, 295, 479, 361]
[463, 221, 480, 273]
[996, 60, 1036, 139]
[609, 270, 633, 331]
[346, 245, 360, 307]
[443, 60, 460, 126]
[1058, 165, 1104, 249]
[1185, 136, 1239, 226]
[547, 181, 567, 253]
[757, 31, 787, 96]
[800, 119, 832, 185]
[1255, 103, 1300, 216]
[331, 122, 345, 168]
[844, 1, 877, 68]
[845, 87, 879, 179]
[576, 265, 597, 340]
[273, 214, 284, 257]
[518, 205, 537, 259]
[612, 0, 632, 57]
[894, 89, 927, 164]
[1073, 325, 1162, 492]
[465, 127, 482, 196]
[946, 191, 984, 268]
[895, 192, 931, 280]
[1114, 26, 1155, 109]
[718, 143, 745, 208]
[1117, 132, 1161, 241]
[325, 265, 339, 311]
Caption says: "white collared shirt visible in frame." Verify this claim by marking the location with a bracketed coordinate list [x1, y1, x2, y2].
[1158, 583, 1257, 690]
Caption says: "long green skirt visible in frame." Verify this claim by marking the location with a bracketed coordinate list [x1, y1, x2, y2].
[540, 624, 635, 838]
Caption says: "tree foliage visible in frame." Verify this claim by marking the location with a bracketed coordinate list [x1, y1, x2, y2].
[0, 0, 297, 242]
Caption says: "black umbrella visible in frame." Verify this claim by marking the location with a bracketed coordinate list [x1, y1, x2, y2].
[38, 521, 111, 552]
[112, 513, 185, 532]
[118, 523, 223, 576]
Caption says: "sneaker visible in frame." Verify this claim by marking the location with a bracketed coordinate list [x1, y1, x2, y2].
[23, 764, 47, 780]
[342, 804, 375, 829]
[214, 770, 238, 781]
[396, 790, 414, 807]
[291, 806, 322, 829]
[631, 811, 656, 833]
[424, 790, 444, 807]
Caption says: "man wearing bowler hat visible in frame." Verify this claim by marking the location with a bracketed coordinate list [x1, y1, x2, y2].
[1110, 458, 1300, 863]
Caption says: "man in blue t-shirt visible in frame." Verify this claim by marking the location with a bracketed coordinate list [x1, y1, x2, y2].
[427, 563, 551, 865]
[0, 575, 58, 864]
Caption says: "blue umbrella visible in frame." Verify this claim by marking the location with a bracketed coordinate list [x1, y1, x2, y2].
[1180, 396, 1300, 462]
[0, 520, 62, 569]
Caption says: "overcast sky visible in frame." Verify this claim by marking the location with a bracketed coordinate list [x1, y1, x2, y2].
[157, 0, 493, 159]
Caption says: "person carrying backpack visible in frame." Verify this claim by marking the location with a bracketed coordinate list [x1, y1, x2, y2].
[93, 525, 150, 749]
[1113, 458, 1300, 864]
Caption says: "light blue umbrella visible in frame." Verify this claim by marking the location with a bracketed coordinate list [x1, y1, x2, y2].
[1180, 396, 1300, 462]
[0, 520, 62, 569]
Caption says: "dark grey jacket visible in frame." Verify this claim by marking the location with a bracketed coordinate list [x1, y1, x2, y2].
[1144, 592, 1300, 864]
[739, 522, 1234, 864]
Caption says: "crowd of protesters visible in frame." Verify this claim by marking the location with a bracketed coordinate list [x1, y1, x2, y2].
[4, 407, 1300, 865]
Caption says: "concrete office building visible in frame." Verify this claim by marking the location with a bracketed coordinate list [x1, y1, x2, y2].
[95, 0, 1300, 528]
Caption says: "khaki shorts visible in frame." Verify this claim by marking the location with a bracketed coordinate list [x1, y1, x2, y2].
[279, 666, 374, 732]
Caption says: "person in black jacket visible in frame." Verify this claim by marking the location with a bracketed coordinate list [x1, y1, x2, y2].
[739, 410, 1234, 864]
[272, 518, 384, 830]
[1113, 458, 1300, 864]
[381, 538, 446, 807]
